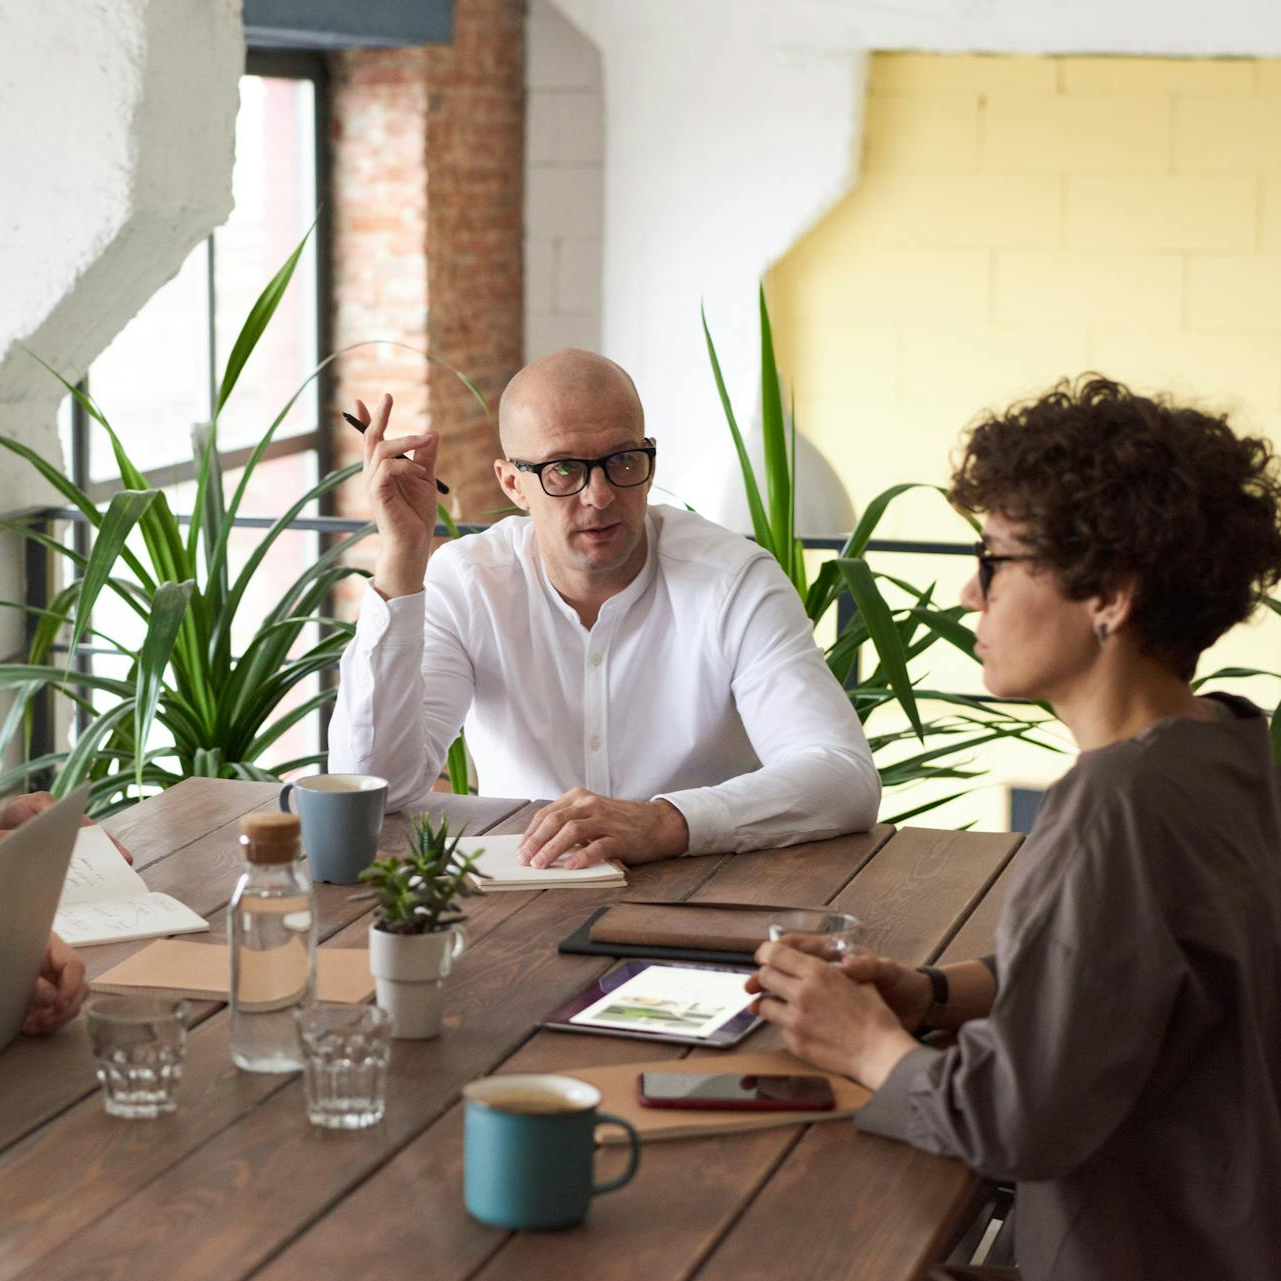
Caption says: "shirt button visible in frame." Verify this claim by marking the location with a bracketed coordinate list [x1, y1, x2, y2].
[589, 736, 601, 751]
[589, 653, 603, 666]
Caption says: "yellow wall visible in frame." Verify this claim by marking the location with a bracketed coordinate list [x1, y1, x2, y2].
[771, 52, 1281, 829]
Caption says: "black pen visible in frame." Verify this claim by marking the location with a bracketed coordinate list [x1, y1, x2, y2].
[342, 411, 450, 495]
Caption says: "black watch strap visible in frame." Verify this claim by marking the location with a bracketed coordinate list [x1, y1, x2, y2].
[916, 964, 949, 1008]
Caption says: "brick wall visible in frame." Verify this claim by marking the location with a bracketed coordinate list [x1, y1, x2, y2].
[328, 0, 525, 596]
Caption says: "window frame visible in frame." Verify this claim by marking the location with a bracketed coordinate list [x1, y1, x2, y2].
[64, 49, 334, 743]
[67, 48, 333, 506]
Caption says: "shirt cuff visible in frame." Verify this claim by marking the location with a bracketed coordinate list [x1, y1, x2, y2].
[650, 787, 735, 855]
[854, 1045, 943, 1142]
[354, 582, 425, 649]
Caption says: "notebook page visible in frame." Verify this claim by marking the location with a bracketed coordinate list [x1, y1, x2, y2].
[58, 824, 148, 907]
[54, 892, 209, 947]
[454, 833, 624, 884]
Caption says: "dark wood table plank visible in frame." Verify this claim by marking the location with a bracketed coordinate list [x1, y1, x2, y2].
[684, 825, 895, 907]
[683, 828, 1024, 1281]
[694, 1119, 989, 1281]
[827, 827, 1022, 964]
[102, 778, 279, 872]
[0, 796, 535, 1267]
[286, 822, 1012, 1281]
[1, 789, 1019, 1281]
[247, 827, 900, 1279]
[935, 844, 1023, 965]
[5, 821, 731, 1281]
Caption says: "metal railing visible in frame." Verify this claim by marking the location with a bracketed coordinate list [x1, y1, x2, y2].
[12, 506, 985, 766]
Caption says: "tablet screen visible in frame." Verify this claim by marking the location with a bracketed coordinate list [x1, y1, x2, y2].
[542, 960, 761, 1047]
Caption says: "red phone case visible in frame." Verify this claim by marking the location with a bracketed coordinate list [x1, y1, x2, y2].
[635, 1073, 836, 1112]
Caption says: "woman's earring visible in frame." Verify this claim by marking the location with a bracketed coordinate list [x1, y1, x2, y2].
[1094, 621, 1109, 647]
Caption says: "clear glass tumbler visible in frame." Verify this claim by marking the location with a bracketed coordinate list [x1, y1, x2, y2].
[767, 909, 866, 959]
[86, 996, 189, 1119]
[295, 1003, 392, 1130]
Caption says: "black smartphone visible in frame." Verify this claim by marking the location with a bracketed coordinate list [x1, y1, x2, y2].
[636, 1071, 836, 1111]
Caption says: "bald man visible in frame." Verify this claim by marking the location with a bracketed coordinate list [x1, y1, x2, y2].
[329, 349, 878, 868]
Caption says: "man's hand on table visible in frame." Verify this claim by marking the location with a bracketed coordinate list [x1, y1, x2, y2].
[746, 940, 919, 1091]
[516, 789, 690, 869]
[0, 790, 134, 863]
[21, 932, 88, 1036]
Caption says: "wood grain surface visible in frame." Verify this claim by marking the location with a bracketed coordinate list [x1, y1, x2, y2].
[0, 786, 1016, 1281]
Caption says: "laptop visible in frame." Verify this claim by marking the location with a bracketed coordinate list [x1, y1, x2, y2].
[0, 784, 91, 1050]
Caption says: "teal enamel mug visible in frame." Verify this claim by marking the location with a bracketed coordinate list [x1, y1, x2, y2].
[462, 1073, 640, 1230]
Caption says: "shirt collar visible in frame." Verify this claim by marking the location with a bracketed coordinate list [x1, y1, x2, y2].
[532, 509, 659, 628]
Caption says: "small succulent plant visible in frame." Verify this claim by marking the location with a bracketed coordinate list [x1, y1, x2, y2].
[359, 812, 483, 935]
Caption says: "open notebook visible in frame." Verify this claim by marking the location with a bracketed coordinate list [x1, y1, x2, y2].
[54, 825, 208, 946]
[454, 833, 625, 893]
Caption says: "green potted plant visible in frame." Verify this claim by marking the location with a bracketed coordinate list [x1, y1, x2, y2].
[0, 229, 484, 813]
[360, 812, 483, 1038]
[702, 289, 1062, 822]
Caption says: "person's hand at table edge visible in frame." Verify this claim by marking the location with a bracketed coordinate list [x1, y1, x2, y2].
[0, 790, 134, 863]
[21, 932, 88, 1036]
[746, 939, 919, 1090]
[516, 789, 690, 869]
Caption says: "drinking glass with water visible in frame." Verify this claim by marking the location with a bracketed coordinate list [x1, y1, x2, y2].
[86, 995, 189, 1118]
[295, 1003, 392, 1129]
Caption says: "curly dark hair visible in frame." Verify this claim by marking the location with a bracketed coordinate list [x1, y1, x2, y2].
[949, 375, 1281, 679]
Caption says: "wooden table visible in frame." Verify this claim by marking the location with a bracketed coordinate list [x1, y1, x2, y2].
[0, 780, 1024, 1281]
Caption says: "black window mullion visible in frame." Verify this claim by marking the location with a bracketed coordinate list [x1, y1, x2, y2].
[207, 235, 218, 420]
[70, 380, 93, 737]
[60, 51, 332, 774]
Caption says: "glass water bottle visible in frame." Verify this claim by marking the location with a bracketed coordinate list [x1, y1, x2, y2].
[229, 812, 316, 1072]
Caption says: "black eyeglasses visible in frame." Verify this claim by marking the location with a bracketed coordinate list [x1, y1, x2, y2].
[972, 541, 1035, 599]
[508, 440, 657, 497]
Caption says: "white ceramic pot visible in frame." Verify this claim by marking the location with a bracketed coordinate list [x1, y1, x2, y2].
[368, 923, 467, 1039]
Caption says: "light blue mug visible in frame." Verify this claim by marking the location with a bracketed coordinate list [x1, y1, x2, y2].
[279, 774, 387, 884]
[462, 1073, 641, 1230]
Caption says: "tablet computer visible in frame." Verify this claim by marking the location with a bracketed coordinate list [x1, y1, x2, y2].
[539, 959, 762, 1048]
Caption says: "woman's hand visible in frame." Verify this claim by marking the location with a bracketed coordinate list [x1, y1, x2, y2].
[838, 951, 934, 1033]
[0, 790, 56, 828]
[746, 941, 919, 1090]
[767, 935, 933, 1033]
[22, 933, 88, 1036]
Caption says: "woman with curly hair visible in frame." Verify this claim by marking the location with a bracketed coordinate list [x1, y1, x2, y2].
[749, 376, 1281, 1281]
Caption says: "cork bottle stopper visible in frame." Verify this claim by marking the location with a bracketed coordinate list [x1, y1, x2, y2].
[239, 812, 301, 864]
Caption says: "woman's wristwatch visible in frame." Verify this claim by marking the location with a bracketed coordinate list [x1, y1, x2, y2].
[915, 965, 949, 1029]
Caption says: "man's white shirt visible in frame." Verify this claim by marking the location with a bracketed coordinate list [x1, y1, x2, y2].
[329, 505, 880, 854]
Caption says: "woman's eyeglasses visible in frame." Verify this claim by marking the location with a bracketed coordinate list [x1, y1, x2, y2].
[972, 541, 1035, 600]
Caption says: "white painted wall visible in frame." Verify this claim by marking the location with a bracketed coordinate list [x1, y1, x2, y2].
[0, 0, 240, 676]
[524, 0, 604, 360]
[0, 0, 242, 509]
[531, 0, 1281, 511]
[540, 0, 868, 513]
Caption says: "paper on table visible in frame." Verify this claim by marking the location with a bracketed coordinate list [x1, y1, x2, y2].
[53, 825, 208, 946]
[454, 833, 625, 891]
[58, 825, 143, 905]
[90, 938, 375, 1003]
